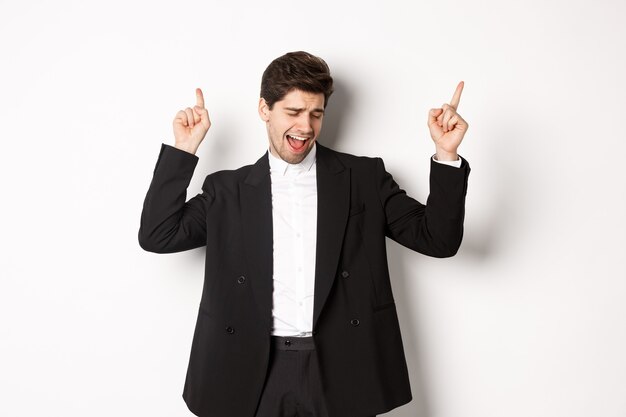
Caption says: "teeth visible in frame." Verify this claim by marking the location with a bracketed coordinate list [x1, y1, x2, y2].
[288, 134, 308, 141]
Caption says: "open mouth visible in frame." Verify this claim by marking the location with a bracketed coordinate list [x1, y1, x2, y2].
[286, 134, 310, 152]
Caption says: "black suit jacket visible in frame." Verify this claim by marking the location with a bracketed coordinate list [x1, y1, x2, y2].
[139, 143, 470, 417]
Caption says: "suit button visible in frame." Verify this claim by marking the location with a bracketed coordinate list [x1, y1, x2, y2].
[341, 270, 350, 278]
[237, 275, 246, 284]
[350, 319, 360, 326]
[225, 326, 235, 334]
[284, 340, 291, 346]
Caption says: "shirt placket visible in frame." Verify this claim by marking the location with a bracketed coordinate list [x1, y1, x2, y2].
[292, 174, 307, 332]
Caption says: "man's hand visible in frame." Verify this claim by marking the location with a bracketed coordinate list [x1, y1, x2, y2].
[428, 82, 469, 161]
[173, 88, 211, 155]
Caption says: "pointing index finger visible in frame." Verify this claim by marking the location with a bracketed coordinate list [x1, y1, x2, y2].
[450, 81, 464, 110]
[196, 88, 205, 108]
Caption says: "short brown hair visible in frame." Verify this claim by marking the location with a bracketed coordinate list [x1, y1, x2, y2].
[260, 51, 334, 109]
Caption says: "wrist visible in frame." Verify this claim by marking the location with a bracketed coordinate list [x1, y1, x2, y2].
[434, 150, 459, 161]
[174, 142, 198, 155]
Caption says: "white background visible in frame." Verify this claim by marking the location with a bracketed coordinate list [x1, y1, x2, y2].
[1, 0, 625, 416]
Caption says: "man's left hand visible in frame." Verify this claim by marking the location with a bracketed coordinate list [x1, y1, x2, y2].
[428, 81, 469, 161]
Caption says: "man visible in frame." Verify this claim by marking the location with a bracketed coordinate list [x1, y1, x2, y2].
[139, 51, 470, 417]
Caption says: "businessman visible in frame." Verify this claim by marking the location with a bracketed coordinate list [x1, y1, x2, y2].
[139, 51, 470, 417]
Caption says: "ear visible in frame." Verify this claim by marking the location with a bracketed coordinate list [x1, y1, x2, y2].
[258, 98, 270, 122]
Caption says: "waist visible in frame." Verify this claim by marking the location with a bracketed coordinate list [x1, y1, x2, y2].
[271, 335, 316, 351]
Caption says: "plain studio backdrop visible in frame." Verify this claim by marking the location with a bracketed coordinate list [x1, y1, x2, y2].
[1, 0, 625, 416]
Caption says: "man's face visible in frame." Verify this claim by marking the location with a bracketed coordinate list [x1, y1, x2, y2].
[259, 89, 325, 164]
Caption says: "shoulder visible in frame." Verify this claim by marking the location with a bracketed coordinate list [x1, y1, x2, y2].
[201, 153, 268, 196]
[205, 164, 255, 183]
[317, 143, 382, 170]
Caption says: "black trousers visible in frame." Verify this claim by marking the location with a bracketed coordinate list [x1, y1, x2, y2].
[254, 336, 375, 417]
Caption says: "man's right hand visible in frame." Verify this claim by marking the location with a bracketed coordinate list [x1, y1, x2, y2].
[173, 88, 211, 155]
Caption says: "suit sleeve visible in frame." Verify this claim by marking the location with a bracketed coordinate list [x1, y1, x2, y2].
[376, 156, 470, 258]
[138, 144, 212, 253]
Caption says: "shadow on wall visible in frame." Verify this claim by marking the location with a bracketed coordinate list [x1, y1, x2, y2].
[455, 124, 521, 263]
[386, 244, 431, 417]
[316, 77, 352, 150]
[459, 188, 513, 262]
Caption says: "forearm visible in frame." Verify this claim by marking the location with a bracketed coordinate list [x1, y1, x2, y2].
[421, 157, 470, 256]
[380, 157, 470, 257]
[138, 144, 208, 253]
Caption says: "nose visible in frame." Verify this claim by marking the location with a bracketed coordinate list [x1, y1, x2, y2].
[295, 113, 314, 134]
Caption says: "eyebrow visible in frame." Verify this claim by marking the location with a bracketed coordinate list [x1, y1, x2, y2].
[285, 107, 325, 114]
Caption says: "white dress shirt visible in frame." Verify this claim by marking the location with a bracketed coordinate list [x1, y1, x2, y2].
[268, 144, 461, 336]
[269, 145, 318, 336]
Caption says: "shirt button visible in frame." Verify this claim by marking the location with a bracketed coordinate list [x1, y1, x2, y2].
[350, 319, 360, 326]
[341, 270, 350, 278]
[284, 339, 292, 346]
[225, 326, 235, 334]
[237, 275, 246, 284]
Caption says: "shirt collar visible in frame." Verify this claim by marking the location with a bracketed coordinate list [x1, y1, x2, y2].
[268, 143, 317, 176]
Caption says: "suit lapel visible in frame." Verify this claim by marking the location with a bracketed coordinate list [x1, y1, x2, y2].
[240, 153, 274, 330]
[313, 144, 350, 329]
